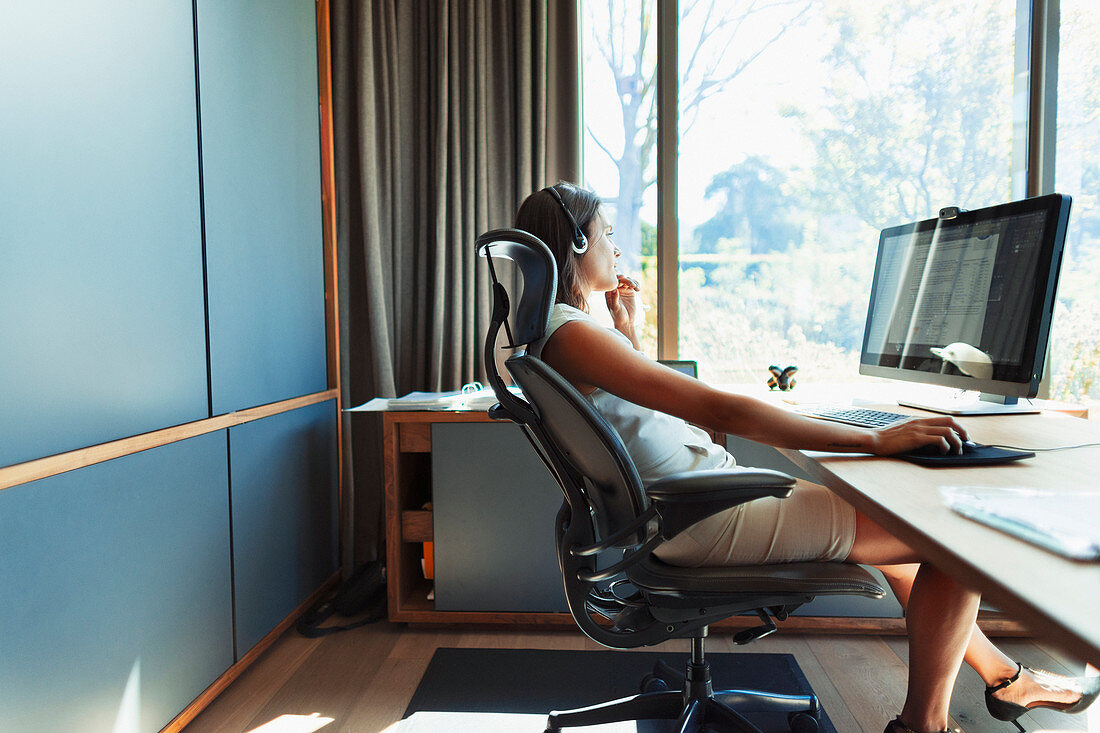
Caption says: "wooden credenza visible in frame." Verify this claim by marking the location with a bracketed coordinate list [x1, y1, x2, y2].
[384, 410, 571, 625]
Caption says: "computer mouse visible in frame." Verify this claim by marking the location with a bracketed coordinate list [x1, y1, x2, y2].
[902, 439, 981, 457]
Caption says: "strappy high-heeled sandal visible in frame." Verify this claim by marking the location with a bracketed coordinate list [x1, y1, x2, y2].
[883, 715, 959, 733]
[985, 662, 1100, 732]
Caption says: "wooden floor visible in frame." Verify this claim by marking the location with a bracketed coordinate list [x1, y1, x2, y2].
[184, 623, 1096, 733]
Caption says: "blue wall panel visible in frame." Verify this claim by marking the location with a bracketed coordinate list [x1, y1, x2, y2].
[0, 1, 209, 467]
[0, 433, 233, 733]
[197, 0, 328, 414]
[229, 399, 338, 655]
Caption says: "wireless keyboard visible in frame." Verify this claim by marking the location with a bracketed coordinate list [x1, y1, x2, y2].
[797, 405, 910, 429]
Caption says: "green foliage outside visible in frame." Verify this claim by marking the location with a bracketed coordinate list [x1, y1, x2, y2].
[676, 245, 873, 385]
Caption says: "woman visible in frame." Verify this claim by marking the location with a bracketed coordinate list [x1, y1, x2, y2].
[516, 182, 1098, 733]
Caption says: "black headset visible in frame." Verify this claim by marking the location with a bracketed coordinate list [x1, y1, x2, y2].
[544, 185, 589, 255]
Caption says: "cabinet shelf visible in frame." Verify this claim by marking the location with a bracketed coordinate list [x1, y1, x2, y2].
[401, 509, 432, 542]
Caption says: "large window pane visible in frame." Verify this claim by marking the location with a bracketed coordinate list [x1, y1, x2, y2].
[677, 0, 1017, 386]
[581, 0, 659, 356]
[1050, 0, 1100, 409]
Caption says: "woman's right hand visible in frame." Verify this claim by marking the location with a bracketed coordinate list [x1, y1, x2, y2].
[605, 274, 642, 350]
[605, 274, 640, 329]
[869, 416, 969, 455]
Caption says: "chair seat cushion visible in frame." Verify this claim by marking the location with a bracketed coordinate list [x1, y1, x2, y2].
[627, 554, 885, 598]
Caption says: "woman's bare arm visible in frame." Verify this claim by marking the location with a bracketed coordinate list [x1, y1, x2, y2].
[539, 318, 968, 456]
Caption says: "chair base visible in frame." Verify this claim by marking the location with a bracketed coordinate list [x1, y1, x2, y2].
[544, 642, 820, 733]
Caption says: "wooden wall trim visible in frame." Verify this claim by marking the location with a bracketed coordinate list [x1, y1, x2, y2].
[314, 0, 346, 575]
[316, 0, 339, 397]
[0, 389, 338, 492]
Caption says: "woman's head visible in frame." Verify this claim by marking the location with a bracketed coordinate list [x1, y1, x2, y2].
[514, 182, 617, 310]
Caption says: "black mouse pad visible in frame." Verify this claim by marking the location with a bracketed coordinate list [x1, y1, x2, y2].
[897, 445, 1034, 466]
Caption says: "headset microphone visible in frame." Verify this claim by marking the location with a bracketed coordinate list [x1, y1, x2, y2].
[545, 185, 589, 255]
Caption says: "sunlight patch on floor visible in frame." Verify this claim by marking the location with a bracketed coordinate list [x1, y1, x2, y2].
[1087, 663, 1099, 733]
[1093, 665, 1099, 733]
[391, 711, 636, 732]
[244, 712, 334, 733]
[1036, 662, 1099, 732]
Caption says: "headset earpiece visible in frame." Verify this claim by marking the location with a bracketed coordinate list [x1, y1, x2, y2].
[545, 186, 589, 255]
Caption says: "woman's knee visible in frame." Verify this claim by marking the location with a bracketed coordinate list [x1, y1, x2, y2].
[875, 561, 919, 585]
[846, 511, 921, 565]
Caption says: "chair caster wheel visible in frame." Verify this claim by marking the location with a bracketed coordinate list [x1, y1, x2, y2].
[640, 673, 671, 693]
[788, 711, 819, 733]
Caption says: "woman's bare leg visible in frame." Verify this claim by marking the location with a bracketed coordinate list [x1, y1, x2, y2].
[877, 562, 1085, 708]
[846, 512, 980, 732]
[854, 513, 1086, 717]
[876, 562, 1016, 683]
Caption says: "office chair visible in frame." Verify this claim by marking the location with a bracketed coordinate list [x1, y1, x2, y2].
[476, 228, 885, 733]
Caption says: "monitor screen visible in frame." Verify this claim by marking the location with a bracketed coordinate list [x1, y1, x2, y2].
[659, 359, 699, 378]
[859, 194, 1071, 401]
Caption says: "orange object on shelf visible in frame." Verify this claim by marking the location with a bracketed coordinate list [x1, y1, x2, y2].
[421, 541, 434, 580]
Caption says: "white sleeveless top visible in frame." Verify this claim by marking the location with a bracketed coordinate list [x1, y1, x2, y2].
[527, 303, 858, 567]
[528, 304, 735, 486]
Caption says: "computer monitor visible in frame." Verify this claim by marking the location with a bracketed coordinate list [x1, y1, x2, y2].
[859, 193, 1072, 415]
[659, 359, 699, 378]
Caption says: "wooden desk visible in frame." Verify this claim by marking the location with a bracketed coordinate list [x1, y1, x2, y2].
[778, 407, 1100, 666]
[720, 381, 1089, 420]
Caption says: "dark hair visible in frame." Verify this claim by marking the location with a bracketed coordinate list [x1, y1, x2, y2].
[514, 182, 602, 311]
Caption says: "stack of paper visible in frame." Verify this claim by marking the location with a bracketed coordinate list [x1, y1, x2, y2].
[460, 387, 523, 410]
[345, 386, 524, 412]
[940, 486, 1100, 560]
[388, 391, 465, 409]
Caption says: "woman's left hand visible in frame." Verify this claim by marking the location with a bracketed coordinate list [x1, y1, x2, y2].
[605, 274, 641, 331]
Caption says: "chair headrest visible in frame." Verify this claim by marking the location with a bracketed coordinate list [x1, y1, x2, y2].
[476, 229, 557, 347]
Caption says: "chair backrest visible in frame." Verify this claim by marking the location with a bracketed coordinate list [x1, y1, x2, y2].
[505, 355, 649, 544]
[475, 229, 649, 545]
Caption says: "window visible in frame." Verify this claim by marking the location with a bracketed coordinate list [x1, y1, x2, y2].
[678, 0, 1016, 385]
[1050, 0, 1100, 404]
[582, 0, 1093, 408]
[581, 0, 659, 355]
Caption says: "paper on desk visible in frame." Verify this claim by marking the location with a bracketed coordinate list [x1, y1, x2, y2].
[345, 387, 523, 412]
[345, 391, 463, 411]
[461, 387, 526, 409]
[940, 486, 1100, 561]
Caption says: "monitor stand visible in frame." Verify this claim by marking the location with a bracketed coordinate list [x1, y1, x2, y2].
[898, 392, 1040, 416]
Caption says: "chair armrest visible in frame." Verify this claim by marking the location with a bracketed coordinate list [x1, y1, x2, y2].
[646, 467, 796, 539]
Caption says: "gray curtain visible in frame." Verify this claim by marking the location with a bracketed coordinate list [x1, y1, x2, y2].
[331, 0, 580, 563]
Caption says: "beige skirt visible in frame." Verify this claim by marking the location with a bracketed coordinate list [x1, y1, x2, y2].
[652, 478, 858, 566]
